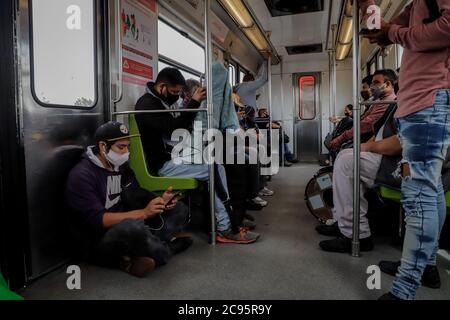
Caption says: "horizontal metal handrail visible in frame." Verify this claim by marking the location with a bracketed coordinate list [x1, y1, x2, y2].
[112, 109, 207, 116]
[360, 100, 397, 106]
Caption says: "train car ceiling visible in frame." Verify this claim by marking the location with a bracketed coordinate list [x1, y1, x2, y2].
[264, 0, 324, 17]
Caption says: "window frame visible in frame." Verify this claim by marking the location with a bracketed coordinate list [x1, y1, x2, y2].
[28, 0, 98, 109]
[158, 18, 205, 78]
[298, 75, 317, 120]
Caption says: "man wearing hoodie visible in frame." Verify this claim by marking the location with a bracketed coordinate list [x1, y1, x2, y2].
[135, 67, 259, 244]
[66, 122, 192, 278]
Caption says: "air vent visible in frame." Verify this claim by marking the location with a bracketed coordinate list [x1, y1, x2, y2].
[286, 44, 323, 55]
[264, 0, 324, 17]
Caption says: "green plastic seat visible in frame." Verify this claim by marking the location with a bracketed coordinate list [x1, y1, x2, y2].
[0, 273, 23, 300]
[128, 115, 199, 193]
[379, 186, 450, 212]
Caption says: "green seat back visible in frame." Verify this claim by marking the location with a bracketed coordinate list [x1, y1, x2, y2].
[0, 273, 23, 300]
[379, 186, 450, 214]
[128, 115, 198, 193]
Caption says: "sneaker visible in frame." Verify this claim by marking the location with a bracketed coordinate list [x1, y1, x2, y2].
[315, 222, 342, 237]
[379, 260, 441, 289]
[284, 161, 293, 167]
[251, 197, 268, 207]
[287, 158, 299, 164]
[216, 228, 260, 244]
[378, 292, 402, 300]
[241, 218, 257, 231]
[319, 236, 374, 253]
[244, 213, 255, 221]
[245, 200, 264, 211]
[168, 237, 193, 255]
[120, 256, 156, 278]
[258, 187, 274, 197]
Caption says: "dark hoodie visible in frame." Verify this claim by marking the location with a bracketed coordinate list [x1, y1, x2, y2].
[135, 82, 200, 173]
[66, 147, 154, 240]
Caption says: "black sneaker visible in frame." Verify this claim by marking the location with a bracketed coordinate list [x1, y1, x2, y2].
[378, 292, 402, 300]
[379, 261, 441, 289]
[423, 265, 441, 289]
[244, 213, 255, 221]
[246, 200, 264, 211]
[315, 222, 341, 237]
[169, 237, 193, 255]
[319, 236, 374, 253]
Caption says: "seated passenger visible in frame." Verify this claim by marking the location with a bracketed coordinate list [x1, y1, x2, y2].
[66, 122, 192, 278]
[318, 104, 401, 253]
[135, 67, 259, 244]
[330, 69, 397, 151]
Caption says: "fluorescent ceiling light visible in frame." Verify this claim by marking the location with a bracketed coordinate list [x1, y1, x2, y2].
[339, 16, 353, 45]
[218, 0, 254, 28]
[336, 43, 352, 61]
[243, 26, 268, 51]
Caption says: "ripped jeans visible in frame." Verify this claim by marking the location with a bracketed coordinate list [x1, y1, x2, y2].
[392, 89, 450, 300]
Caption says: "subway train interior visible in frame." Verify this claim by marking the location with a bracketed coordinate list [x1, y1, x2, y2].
[1, 0, 450, 301]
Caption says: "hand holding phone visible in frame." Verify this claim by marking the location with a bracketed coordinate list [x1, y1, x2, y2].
[165, 192, 183, 209]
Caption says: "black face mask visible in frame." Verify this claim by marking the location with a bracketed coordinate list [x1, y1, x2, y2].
[345, 112, 351, 117]
[161, 86, 180, 105]
[361, 90, 371, 101]
[165, 93, 180, 106]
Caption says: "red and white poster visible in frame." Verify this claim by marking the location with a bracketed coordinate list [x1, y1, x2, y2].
[121, 0, 157, 86]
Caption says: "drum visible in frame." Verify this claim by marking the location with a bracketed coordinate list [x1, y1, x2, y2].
[304, 166, 334, 223]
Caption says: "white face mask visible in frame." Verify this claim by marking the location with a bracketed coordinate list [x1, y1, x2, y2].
[105, 149, 129, 168]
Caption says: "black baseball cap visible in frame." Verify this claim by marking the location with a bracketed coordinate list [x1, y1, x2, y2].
[94, 121, 139, 143]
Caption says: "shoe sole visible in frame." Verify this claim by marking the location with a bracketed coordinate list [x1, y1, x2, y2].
[216, 235, 259, 244]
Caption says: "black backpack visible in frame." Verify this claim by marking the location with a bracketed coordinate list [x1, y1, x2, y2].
[424, 0, 442, 24]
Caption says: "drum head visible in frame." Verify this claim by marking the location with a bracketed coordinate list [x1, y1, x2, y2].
[304, 169, 334, 223]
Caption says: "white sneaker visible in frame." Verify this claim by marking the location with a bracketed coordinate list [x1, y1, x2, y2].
[251, 197, 268, 207]
[258, 187, 274, 197]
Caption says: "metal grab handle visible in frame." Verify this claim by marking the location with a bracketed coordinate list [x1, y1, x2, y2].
[113, 0, 123, 104]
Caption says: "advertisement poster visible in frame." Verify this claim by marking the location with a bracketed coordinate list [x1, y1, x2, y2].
[121, 0, 157, 86]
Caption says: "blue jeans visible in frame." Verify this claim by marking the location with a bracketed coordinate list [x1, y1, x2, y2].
[158, 161, 231, 232]
[392, 90, 450, 300]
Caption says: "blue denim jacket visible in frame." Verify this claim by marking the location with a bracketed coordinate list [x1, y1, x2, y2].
[195, 61, 240, 131]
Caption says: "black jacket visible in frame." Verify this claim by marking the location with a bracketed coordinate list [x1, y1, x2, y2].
[135, 82, 200, 173]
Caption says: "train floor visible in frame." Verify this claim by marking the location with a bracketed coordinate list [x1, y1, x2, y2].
[21, 164, 450, 300]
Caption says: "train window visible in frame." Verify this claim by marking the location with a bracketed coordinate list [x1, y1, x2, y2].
[158, 61, 200, 82]
[30, 0, 97, 108]
[228, 64, 236, 86]
[299, 76, 316, 120]
[239, 70, 246, 83]
[158, 20, 205, 75]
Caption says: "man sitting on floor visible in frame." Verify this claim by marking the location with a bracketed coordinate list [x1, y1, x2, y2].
[66, 122, 192, 278]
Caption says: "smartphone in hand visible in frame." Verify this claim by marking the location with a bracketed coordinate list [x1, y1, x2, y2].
[165, 192, 183, 209]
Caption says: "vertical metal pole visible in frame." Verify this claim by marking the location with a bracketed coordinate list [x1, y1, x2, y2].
[280, 57, 285, 167]
[328, 51, 333, 133]
[205, 0, 216, 245]
[331, 25, 337, 124]
[352, 1, 361, 257]
[268, 56, 273, 173]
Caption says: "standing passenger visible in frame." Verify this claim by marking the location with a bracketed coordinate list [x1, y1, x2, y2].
[360, 0, 450, 300]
